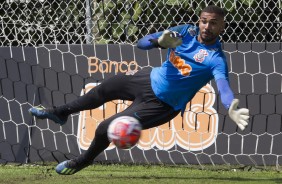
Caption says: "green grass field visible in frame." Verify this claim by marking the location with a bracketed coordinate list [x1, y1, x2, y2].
[0, 164, 282, 184]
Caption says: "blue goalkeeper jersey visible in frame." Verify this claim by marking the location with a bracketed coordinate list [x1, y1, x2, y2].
[146, 24, 229, 111]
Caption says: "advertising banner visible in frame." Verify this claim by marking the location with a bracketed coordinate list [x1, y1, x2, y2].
[0, 43, 281, 165]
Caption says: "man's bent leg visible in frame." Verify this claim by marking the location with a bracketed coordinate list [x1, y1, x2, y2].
[29, 72, 136, 125]
[55, 116, 114, 175]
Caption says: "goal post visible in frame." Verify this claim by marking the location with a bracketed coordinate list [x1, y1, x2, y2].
[0, 0, 282, 169]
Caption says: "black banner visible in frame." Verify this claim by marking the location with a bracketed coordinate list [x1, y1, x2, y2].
[0, 43, 281, 166]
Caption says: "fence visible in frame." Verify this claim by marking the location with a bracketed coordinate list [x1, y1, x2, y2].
[0, 0, 281, 169]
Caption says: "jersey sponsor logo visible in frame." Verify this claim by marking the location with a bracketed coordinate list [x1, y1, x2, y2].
[77, 83, 218, 151]
[169, 50, 192, 76]
[193, 49, 208, 63]
[188, 27, 197, 36]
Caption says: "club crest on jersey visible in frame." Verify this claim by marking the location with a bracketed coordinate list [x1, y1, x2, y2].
[193, 49, 208, 63]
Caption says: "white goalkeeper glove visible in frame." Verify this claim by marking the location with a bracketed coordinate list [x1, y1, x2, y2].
[157, 30, 182, 49]
[228, 99, 250, 131]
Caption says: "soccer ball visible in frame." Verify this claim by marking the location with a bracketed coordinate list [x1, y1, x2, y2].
[107, 116, 142, 149]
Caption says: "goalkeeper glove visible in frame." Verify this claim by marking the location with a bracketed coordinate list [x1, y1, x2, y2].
[228, 99, 250, 131]
[157, 30, 182, 49]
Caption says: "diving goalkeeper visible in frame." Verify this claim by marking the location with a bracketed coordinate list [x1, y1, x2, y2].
[29, 5, 249, 175]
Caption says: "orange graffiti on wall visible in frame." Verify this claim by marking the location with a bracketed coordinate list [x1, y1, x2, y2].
[77, 83, 218, 151]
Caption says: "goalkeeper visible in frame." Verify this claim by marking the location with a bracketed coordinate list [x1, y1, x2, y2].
[29, 5, 249, 175]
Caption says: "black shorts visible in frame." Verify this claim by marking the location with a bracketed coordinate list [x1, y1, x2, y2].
[92, 67, 180, 129]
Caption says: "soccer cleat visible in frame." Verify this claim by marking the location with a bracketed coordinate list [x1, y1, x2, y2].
[55, 160, 88, 175]
[29, 105, 68, 125]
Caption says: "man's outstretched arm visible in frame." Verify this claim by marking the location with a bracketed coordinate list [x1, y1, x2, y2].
[137, 33, 160, 50]
[137, 30, 182, 50]
[216, 78, 250, 131]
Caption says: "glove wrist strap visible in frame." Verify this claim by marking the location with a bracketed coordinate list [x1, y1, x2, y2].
[149, 39, 165, 49]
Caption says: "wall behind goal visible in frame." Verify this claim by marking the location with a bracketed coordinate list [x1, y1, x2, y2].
[0, 43, 282, 167]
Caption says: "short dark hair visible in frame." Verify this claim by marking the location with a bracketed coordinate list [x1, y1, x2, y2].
[200, 5, 225, 18]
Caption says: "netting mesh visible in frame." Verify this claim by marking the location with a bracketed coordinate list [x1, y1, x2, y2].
[0, 0, 282, 168]
[1, 0, 281, 46]
[0, 43, 281, 167]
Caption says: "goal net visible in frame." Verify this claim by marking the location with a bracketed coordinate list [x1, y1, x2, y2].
[0, 0, 281, 169]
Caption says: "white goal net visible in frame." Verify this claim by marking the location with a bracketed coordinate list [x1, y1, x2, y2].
[0, 0, 282, 169]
